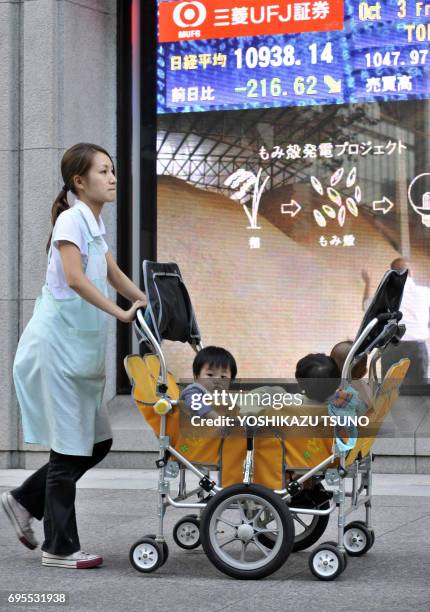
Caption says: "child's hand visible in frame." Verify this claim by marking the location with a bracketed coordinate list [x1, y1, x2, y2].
[331, 388, 352, 409]
[228, 405, 241, 417]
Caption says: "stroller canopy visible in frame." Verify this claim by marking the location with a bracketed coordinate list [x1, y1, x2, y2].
[140, 261, 201, 352]
[353, 268, 408, 358]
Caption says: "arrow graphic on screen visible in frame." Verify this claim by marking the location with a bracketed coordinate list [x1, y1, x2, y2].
[372, 197, 394, 214]
[324, 75, 342, 94]
[281, 200, 302, 217]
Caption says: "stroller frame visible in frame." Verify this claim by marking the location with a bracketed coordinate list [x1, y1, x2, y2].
[125, 265, 408, 580]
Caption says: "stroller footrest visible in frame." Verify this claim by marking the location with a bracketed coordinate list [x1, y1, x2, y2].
[287, 480, 303, 497]
[199, 476, 216, 492]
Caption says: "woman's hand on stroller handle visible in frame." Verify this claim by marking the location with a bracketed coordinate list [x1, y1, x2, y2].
[118, 300, 147, 323]
[361, 269, 370, 285]
[376, 311, 403, 322]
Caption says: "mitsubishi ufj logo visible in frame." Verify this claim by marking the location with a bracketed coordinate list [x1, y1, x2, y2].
[173, 1, 207, 28]
[159, 0, 344, 43]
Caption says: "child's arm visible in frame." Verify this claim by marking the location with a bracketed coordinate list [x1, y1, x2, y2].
[180, 384, 217, 418]
[352, 379, 373, 404]
[331, 386, 369, 416]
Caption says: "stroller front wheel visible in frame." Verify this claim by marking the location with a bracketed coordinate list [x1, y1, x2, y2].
[140, 534, 170, 565]
[309, 543, 346, 581]
[129, 537, 165, 573]
[173, 516, 201, 550]
[343, 521, 374, 556]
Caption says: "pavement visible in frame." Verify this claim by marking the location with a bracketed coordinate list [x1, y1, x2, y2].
[1, 470, 430, 612]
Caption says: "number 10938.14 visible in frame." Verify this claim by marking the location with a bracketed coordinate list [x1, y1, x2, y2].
[234, 43, 333, 69]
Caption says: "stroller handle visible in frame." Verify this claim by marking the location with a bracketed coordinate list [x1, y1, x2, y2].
[376, 311, 403, 322]
[341, 311, 404, 382]
[133, 305, 146, 321]
[134, 309, 169, 392]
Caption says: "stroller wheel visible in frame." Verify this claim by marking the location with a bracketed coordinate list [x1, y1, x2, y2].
[309, 543, 346, 581]
[173, 516, 201, 550]
[289, 483, 331, 552]
[259, 484, 331, 552]
[141, 534, 169, 565]
[160, 541, 169, 565]
[129, 537, 164, 573]
[343, 522, 373, 556]
[322, 541, 348, 568]
[201, 484, 294, 580]
[344, 520, 375, 548]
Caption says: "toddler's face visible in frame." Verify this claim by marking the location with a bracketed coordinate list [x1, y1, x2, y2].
[196, 363, 232, 393]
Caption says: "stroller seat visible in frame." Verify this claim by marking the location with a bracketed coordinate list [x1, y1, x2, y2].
[125, 353, 409, 482]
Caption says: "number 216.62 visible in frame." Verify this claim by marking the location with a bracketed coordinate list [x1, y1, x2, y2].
[240, 77, 318, 97]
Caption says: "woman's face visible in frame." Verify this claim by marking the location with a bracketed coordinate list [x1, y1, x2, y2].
[76, 152, 117, 204]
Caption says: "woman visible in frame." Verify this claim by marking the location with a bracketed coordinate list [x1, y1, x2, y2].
[1, 143, 146, 569]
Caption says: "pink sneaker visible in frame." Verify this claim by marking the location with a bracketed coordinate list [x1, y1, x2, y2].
[42, 550, 103, 569]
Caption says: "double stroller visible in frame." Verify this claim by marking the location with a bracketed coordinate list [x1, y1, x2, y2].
[124, 262, 409, 580]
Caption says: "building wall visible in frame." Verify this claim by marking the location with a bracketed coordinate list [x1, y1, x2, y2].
[0, 0, 117, 467]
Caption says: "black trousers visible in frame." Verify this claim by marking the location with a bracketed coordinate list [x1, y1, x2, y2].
[11, 438, 112, 555]
[381, 341, 429, 387]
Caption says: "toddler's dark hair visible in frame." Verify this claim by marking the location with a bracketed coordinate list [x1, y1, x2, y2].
[193, 346, 237, 380]
[295, 353, 340, 402]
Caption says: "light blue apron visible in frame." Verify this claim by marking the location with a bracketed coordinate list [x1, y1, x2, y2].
[13, 208, 113, 456]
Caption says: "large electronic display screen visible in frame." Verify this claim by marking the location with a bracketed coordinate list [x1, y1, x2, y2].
[157, 0, 430, 112]
[155, 0, 430, 382]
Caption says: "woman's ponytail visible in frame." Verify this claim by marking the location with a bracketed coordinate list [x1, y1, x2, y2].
[45, 187, 70, 254]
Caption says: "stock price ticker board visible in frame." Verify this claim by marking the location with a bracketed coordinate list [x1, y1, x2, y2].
[156, 0, 430, 113]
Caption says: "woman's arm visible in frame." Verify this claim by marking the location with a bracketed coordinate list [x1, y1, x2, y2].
[59, 242, 144, 322]
[105, 251, 147, 303]
[361, 269, 372, 311]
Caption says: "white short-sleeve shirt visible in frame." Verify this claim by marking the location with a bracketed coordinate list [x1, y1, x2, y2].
[363, 276, 430, 342]
[46, 199, 108, 299]
[397, 277, 430, 342]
